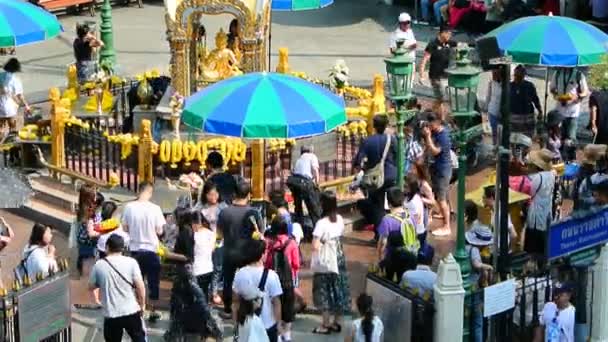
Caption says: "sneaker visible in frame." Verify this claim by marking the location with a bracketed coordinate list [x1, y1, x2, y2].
[431, 228, 450, 237]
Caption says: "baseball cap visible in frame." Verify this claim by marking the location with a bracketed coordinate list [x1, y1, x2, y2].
[399, 12, 411, 23]
[553, 281, 574, 296]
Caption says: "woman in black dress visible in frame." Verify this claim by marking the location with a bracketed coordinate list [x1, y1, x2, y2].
[73, 24, 104, 82]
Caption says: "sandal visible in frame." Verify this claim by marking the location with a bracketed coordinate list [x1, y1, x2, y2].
[312, 326, 332, 335]
[329, 323, 342, 333]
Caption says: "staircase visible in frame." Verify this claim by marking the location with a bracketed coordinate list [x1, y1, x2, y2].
[8, 173, 78, 235]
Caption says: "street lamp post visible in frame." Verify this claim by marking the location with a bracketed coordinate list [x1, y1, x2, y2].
[384, 40, 415, 189]
[99, 0, 116, 71]
[446, 45, 483, 341]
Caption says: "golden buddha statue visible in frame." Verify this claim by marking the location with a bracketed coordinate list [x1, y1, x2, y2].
[200, 29, 242, 82]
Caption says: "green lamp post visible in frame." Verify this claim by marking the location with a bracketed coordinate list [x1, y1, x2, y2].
[384, 40, 415, 189]
[445, 44, 482, 341]
[99, 0, 116, 71]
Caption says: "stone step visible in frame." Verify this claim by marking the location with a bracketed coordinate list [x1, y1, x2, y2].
[29, 175, 79, 212]
[8, 197, 75, 235]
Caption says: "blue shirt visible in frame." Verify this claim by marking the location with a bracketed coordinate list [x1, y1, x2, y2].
[430, 127, 451, 172]
[354, 134, 397, 184]
[400, 265, 437, 297]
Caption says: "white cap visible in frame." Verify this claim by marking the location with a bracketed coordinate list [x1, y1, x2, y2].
[398, 12, 411, 23]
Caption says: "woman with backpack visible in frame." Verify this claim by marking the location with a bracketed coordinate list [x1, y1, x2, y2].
[21, 223, 57, 280]
[311, 191, 351, 335]
[264, 217, 299, 342]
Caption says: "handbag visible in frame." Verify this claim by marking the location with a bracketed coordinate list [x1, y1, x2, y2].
[311, 231, 339, 274]
[361, 135, 391, 190]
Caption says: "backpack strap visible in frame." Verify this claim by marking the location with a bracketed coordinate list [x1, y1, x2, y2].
[380, 134, 391, 165]
[258, 268, 269, 291]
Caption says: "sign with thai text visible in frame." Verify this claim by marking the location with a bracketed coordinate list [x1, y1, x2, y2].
[18, 274, 71, 342]
[484, 279, 516, 317]
[547, 207, 608, 260]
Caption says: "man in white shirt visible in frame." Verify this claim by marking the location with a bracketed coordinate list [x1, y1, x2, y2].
[121, 181, 166, 322]
[389, 13, 417, 83]
[550, 67, 589, 159]
[535, 282, 575, 342]
[89, 235, 147, 342]
[287, 145, 322, 227]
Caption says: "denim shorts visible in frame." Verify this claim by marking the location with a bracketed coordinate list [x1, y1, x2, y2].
[431, 166, 452, 201]
[131, 250, 160, 300]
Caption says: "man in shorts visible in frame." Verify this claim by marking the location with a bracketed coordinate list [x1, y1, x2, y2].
[421, 112, 452, 236]
[419, 25, 456, 101]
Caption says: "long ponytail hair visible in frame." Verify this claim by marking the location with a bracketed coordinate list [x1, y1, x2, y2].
[357, 293, 375, 342]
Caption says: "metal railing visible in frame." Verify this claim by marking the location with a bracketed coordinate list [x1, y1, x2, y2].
[64, 125, 139, 192]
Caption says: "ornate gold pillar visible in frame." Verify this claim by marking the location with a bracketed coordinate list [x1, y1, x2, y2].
[251, 139, 265, 200]
[49, 88, 68, 171]
[169, 36, 188, 96]
[137, 119, 154, 184]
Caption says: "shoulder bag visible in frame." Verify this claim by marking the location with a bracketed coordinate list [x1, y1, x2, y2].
[102, 258, 135, 289]
[310, 231, 339, 274]
[361, 135, 391, 190]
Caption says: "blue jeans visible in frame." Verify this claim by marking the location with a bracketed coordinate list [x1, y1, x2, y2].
[471, 292, 483, 342]
[489, 113, 498, 145]
[434, 0, 448, 25]
[420, 0, 431, 22]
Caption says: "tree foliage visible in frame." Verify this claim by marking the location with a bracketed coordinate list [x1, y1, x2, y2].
[589, 55, 608, 91]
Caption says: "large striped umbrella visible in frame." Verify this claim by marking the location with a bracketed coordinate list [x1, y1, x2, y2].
[484, 15, 608, 66]
[182, 72, 346, 138]
[271, 0, 333, 11]
[0, 0, 63, 47]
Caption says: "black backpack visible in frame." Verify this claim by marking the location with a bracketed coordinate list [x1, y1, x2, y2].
[272, 239, 294, 290]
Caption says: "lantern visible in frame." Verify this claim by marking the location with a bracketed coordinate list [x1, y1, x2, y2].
[384, 40, 414, 102]
[446, 45, 481, 128]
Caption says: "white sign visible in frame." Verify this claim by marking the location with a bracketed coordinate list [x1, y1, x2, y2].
[483, 279, 516, 317]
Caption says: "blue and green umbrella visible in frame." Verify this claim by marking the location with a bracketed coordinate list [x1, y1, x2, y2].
[271, 0, 333, 11]
[0, 0, 63, 47]
[484, 15, 608, 66]
[182, 72, 346, 138]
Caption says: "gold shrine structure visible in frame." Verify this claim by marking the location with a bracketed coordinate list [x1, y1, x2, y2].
[164, 0, 271, 96]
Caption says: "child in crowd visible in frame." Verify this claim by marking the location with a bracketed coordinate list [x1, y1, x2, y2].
[95, 201, 129, 259]
[403, 175, 427, 248]
[264, 217, 299, 342]
[535, 282, 575, 342]
[236, 286, 269, 342]
[345, 293, 384, 342]
[544, 110, 563, 161]
[196, 182, 227, 305]
[268, 190, 306, 312]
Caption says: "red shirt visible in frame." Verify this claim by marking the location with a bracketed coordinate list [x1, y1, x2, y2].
[264, 235, 300, 280]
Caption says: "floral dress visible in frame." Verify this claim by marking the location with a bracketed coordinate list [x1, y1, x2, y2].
[312, 238, 351, 314]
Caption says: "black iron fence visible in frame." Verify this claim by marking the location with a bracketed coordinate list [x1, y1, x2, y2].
[0, 269, 71, 341]
[65, 125, 139, 192]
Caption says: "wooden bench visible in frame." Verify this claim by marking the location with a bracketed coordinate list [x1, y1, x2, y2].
[36, 0, 95, 16]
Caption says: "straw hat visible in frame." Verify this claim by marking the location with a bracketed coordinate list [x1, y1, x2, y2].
[581, 144, 607, 166]
[527, 148, 554, 171]
[465, 222, 494, 246]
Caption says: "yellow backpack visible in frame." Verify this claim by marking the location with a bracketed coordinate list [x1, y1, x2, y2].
[387, 212, 420, 254]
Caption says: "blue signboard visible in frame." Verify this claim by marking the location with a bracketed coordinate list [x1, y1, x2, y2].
[547, 207, 608, 260]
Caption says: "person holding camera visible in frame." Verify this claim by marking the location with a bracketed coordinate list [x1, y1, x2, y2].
[73, 24, 104, 83]
[421, 112, 452, 237]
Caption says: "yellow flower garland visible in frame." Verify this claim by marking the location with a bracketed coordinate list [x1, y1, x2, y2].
[170, 140, 183, 168]
[159, 140, 171, 163]
[182, 141, 198, 166]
